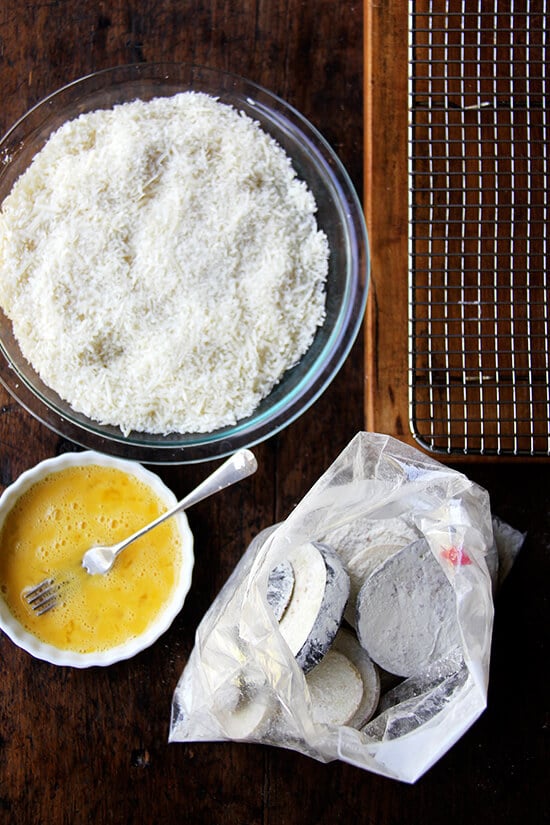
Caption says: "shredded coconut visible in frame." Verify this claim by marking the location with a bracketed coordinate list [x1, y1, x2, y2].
[0, 92, 328, 435]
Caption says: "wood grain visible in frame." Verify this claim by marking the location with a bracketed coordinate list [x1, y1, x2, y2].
[364, 0, 410, 445]
[0, 2, 548, 824]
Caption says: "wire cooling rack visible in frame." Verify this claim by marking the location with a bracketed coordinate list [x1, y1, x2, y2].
[408, 1, 549, 457]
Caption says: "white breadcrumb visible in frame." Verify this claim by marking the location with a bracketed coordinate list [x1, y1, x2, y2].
[0, 92, 328, 435]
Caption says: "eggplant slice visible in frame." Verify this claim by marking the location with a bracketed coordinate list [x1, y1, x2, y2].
[332, 629, 380, 727]
[355, 538, 462, 677]
[272, 541, 350, 673]
[306, 649, 364, 726]
[266, 560, 295, 622]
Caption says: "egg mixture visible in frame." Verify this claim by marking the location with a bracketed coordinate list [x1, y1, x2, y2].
[0, 465, 182, 653]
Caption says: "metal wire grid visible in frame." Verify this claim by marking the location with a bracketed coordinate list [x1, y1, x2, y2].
[408, 1, 549, 456]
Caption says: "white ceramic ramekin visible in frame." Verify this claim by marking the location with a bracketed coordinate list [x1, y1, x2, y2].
[0, 451, 194, 667]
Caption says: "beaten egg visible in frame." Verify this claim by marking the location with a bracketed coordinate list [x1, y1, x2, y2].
[0, 463, 184, 654]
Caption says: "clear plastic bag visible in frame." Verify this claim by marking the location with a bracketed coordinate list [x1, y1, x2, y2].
[169, 433, 524, 782]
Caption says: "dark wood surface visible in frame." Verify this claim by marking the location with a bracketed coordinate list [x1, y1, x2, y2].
[0, 2, 548, 823]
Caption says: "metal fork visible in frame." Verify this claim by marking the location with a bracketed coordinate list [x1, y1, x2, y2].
[23, 448, 258, 615]
[23, 578, 64, 616]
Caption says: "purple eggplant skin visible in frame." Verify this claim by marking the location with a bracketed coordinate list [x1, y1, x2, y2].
[266, 560, 295, 622]
[295, 542, 350, 674]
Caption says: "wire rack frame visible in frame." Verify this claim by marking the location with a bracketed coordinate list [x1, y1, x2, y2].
[408, 0, 549, 457]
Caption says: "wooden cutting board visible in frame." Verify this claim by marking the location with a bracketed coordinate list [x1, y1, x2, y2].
[363, 1, 550, 462]
[364, 0, 412, 447]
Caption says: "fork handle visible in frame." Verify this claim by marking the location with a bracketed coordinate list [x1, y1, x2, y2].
[111, 448, 258, 560]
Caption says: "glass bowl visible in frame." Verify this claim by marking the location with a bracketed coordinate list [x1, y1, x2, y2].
[0, 63, 369, 464]
[0, 451, 194, 667]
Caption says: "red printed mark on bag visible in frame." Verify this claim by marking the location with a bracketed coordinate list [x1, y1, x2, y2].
[441, 546, 472, 566]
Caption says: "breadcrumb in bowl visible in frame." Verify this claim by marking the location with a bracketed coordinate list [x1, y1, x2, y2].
[0, 63, 369, 464]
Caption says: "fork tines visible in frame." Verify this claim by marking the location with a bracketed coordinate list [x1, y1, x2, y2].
[24, 578, 59, 615]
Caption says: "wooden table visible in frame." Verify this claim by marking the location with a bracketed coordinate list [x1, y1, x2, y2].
[0, 2, 548, 823]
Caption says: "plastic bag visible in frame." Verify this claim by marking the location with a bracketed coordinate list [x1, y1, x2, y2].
[169, 433, 524, 782]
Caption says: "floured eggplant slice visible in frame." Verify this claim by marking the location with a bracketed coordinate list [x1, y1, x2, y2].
[355, 538, 462, 677]
[213, 666, 272, 741]
[332, 629, 380, 727]
[364, 660, 468, 740]
[321, 516, 421, 627]
[216, 688, 271, 741]
[276, 541, 350, 673]
[266, 560, 295, 621]
[306, 649, 364, 726]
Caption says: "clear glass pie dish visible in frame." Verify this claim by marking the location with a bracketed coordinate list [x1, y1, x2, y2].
[0, 63, 369, 464]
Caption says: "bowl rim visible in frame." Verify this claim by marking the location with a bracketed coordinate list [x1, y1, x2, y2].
[0, 450, 194, 667]
[0, 63, 370, 464]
